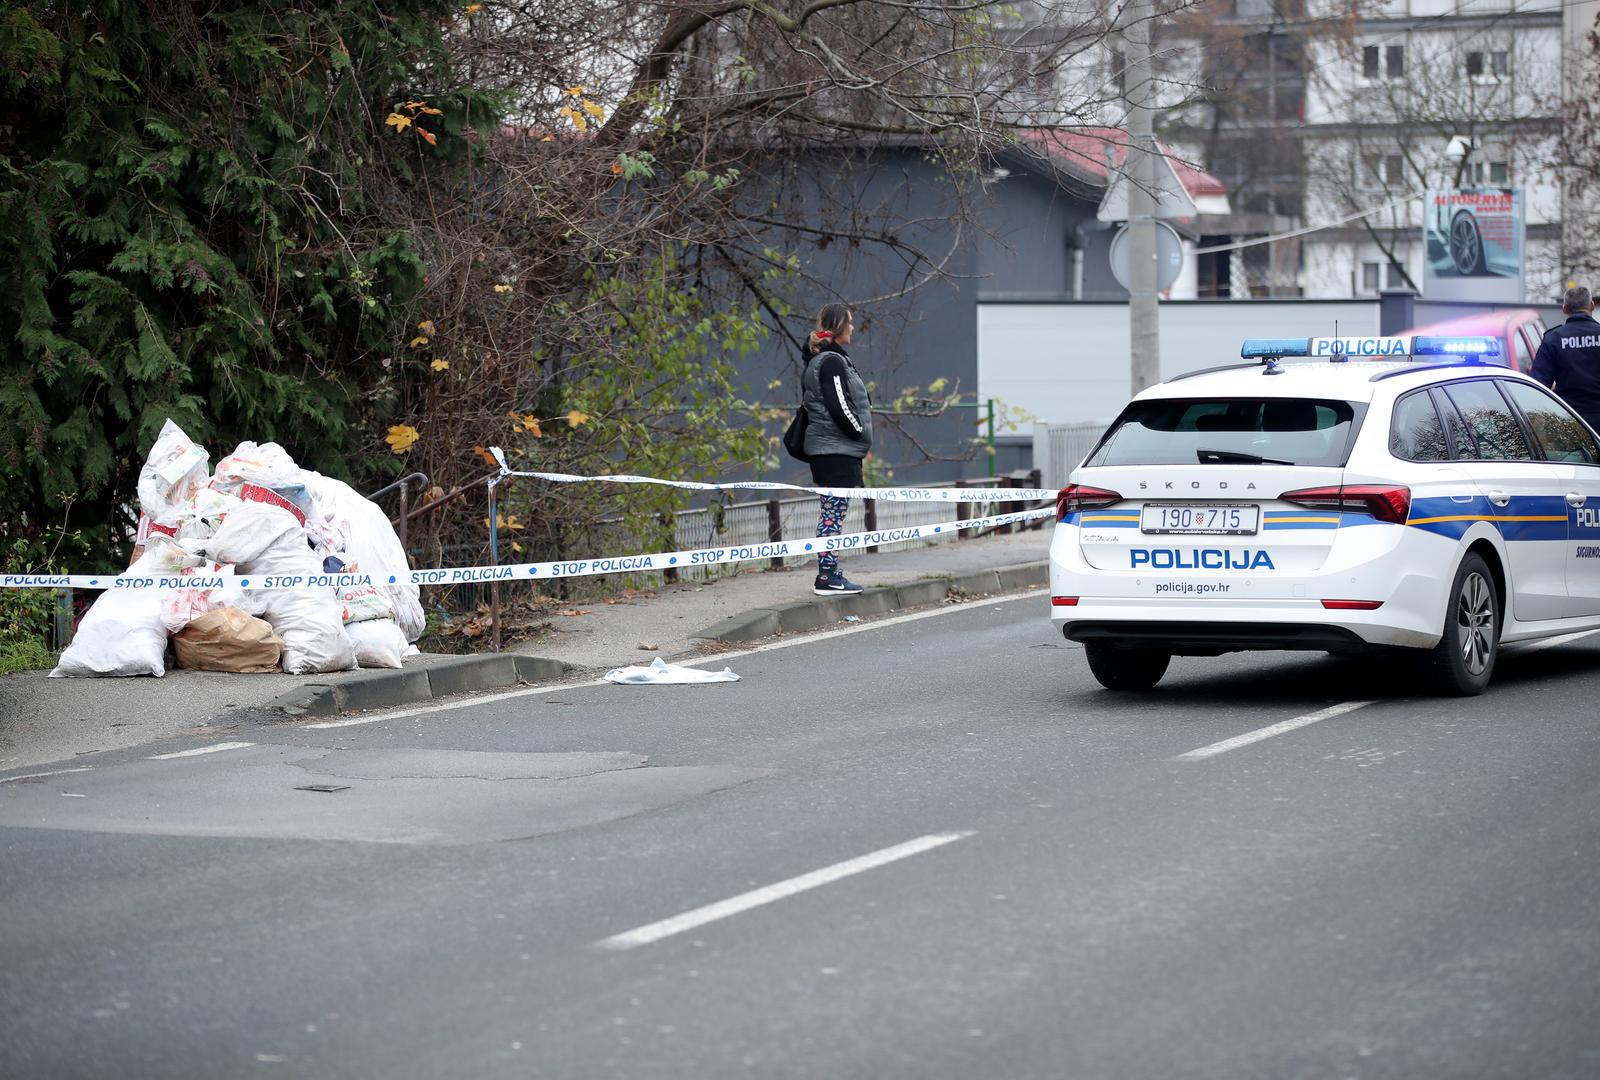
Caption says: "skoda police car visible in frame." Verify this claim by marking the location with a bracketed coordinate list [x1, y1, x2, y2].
[1051, 334, 1600, 695]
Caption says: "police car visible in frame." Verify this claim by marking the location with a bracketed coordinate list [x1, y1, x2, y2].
[1051, 335, 1600, 695]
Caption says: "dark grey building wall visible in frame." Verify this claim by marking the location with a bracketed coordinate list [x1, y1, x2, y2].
[735, 149, 1103, 486]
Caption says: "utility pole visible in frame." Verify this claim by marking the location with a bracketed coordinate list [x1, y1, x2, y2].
[1124, 2, 1160, 396]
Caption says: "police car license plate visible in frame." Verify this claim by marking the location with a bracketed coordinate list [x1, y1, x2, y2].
[1140, 504, 1258, 535]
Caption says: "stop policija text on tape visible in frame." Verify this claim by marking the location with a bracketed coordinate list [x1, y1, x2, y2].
[1, 507, 1055, 591]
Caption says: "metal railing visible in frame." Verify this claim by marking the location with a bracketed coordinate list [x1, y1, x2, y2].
[1032, 421, 1109, 488]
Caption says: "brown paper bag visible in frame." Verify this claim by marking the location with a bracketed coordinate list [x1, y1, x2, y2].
[174, 607, 283, 673]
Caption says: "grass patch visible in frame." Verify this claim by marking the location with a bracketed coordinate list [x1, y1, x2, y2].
[0, 636, 54, 676]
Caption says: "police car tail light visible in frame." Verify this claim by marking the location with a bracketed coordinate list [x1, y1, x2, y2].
[1321, 599, 1384, 610]
[1056, 484, 1122, 520]
[1051, 596, 1080, 606]
[1279, 484, 1411, 524]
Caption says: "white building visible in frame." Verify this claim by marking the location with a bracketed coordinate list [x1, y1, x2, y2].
[1154, 0, 1591, 302]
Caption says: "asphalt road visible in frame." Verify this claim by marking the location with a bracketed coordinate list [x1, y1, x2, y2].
[4, 595, 1599, 1079]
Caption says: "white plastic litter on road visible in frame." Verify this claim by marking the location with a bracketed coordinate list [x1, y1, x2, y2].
[603, 657, 739, 685]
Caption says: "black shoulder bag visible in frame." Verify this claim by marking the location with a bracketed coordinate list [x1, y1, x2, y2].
[782, 357, 813, 463]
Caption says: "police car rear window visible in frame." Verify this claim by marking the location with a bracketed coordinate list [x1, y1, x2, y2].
[1086, 398, 1360, 468]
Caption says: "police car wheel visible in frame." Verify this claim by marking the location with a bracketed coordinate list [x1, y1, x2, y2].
[1084, 642, 1171, 691]
[1426, 553, 1498, 696]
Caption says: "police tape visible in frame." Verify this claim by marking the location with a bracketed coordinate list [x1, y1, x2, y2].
[488, 448, 1060, 503]
[0, 506, 1057, 592]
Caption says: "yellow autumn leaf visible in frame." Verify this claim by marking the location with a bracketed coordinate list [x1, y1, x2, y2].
[581, 99, 605, 120]
[417, 319, 436, 335]
[385, 113, 412, 132]
[557, 105, 587, 132]
[493, 283, 512, 293]
[419, 128, 438, 146]
[409, 335, 430, 348]
[466, 3, 482, 12]
[385, 425, 420, 454]
[431, 358, 449, 371]
[566, 409, 591, 428]
[418, 105, 443, 116]
[565, 85, 584, 96]
[521, 414, 542, 436]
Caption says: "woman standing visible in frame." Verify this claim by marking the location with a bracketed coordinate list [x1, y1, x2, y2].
[800, 303, 872, 595]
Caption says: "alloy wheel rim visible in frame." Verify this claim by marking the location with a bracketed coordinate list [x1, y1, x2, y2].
[1456, 571, 1495, 676]
[1452, 218, 1480, 273]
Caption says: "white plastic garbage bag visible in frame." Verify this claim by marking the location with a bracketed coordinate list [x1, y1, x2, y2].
[174, 488, 242, 544]
[50, 542, 193, 678]
[346, 618, 407, 669]
[248, 547, 356, 675]
[300, 470, 424, 642]
[137, 419, 211, 528]
[211, 440, 315, 518]
[339, 584, 397, 625]
[602, 657, 739, 684]
[204, 501, 304, 568]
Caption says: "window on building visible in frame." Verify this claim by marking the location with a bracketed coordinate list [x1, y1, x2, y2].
[1361, 153, 1405, 190]
[1467, 50, 1510, 78]
[1363, 44, 1404, 79]
[1467, 160, 1511, 186]
[1234, 0, 1273, 16]
[1362, 262, 1381, 293]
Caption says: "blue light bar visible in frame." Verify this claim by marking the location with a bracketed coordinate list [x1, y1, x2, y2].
[1411, 335, 1502, 357]
[1240, 338, 1312, 359]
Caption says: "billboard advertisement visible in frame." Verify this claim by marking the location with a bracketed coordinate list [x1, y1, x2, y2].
[1423, 189, 1524, 302]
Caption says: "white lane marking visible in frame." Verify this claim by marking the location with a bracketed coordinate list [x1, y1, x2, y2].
[307, 588, 1049, 729]
[594, 831, 976, 951]
[147, 741, 256, 760]
[1509, 628, 1600, 654]
[1175, 701, 1375, 762]
[0, 767, 92, 785]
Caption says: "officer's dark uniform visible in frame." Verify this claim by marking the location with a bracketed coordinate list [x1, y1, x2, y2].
[1531, 310, 1600, 433]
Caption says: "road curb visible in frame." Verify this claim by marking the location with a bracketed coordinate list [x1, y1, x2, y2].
[691, 560, 1049, 643]
[267, 654, 573, 718]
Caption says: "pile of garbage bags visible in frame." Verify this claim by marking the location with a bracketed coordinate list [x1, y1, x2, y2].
[51, 420, 424, 678]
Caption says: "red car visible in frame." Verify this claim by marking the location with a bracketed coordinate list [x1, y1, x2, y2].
[1398, 309, 1547, 373]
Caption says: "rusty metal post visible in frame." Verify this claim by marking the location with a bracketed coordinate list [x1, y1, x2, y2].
[864, 498, 878, 553]
[956, 479, 971, 540]
[397, 484, 410, 558]
[487, 480, 501, 652]
[766, 498, 784, 569]
[1028, 468, 1044, 530]
[663, 511, 679, 583]
[998, 474, 1015, 536]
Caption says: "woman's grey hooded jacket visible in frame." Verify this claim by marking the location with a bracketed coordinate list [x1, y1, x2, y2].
[800, 347, 873, 458]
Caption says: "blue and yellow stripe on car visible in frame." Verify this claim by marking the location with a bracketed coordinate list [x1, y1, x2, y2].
[1406, 495, 1568, 541]
[1073, 512, 1140, 528]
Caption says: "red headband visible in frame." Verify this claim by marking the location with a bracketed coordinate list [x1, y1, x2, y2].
[814, 330, 834, 340]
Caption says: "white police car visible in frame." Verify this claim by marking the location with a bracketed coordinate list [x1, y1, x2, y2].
[1051, 335, 1600, 695]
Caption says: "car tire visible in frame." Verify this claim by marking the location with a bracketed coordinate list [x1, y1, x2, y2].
[1449, 211, 1485, 275]
[1425, 553, 1498, 696]
[1085, 642, 1171, 691]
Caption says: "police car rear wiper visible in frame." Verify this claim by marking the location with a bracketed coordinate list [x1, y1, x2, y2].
[1196, 448, 1295, 465]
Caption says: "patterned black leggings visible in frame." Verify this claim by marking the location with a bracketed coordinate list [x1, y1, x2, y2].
[817, 493, 848, 574]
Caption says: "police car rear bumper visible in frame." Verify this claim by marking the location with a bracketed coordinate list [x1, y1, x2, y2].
[1062, 619, 1373, 655]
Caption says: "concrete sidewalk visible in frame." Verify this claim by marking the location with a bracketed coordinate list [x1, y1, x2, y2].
[0, 528, 1050, 771]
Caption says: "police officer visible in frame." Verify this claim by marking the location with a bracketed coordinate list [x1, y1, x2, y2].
[1532, 285, 1600, 434]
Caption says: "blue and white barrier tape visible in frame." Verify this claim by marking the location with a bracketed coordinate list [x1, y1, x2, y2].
[488, 448, 1059, 502]
[0, 506, 1055, 591]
